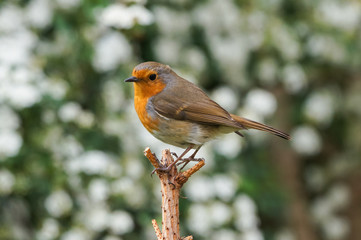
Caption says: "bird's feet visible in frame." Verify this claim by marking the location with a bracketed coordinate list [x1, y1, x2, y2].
[151, 164, 176, 176]
[151, 146, 200, 176]
[150, 157, 203, 176]
[177, 157, 203, 171]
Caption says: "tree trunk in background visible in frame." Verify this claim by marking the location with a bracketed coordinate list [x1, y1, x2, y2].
[270, 88, 317, 240]
[346, 171, 361, 240]
[346, 76, 361, 240]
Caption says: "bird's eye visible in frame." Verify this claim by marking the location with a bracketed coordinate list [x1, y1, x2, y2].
[149, 74, 157, 80]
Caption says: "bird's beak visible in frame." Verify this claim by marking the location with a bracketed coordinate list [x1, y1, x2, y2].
[124, 76, 139, 83]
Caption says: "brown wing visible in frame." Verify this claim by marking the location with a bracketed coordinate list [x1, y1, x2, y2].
[151, 78, 244, 129]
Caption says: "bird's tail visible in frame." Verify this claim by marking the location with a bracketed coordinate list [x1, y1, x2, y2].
[231, 114, 290, 140]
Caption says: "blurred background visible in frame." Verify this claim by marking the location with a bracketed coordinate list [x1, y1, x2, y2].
[1, 0, 361, 240]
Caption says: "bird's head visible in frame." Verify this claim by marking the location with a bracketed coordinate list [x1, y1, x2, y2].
[124, 62, 174, 98]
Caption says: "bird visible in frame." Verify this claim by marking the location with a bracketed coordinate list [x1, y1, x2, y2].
[125, 61, 290, 171]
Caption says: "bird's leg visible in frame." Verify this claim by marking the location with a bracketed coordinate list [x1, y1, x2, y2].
[190, 145, 201, 159]
[152, 145, 194, 174]
[179, 146, 202, 171]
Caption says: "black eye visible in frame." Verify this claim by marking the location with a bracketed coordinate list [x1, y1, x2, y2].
[149, 74, 157, 80]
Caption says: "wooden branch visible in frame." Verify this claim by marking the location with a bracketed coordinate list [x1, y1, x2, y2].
[144, 148, 204, 240]
[144, 147, 161, 169]
[182, 236, 193, 240]
[175, 160, 205, 188]
[152, 219, 162, 240]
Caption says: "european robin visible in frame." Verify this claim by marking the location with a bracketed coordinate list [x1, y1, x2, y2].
[125, 62, 290, 171]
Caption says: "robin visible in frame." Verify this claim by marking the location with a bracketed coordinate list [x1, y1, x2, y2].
[125, 61, 290, 171]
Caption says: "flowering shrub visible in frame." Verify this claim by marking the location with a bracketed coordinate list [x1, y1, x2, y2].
[1, 0, 360, 240]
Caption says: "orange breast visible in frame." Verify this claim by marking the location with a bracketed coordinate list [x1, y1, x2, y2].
[132, 74, 166, 134]
[134, 95, 160, 133]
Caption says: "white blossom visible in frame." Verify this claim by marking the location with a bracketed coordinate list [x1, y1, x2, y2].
[154, 7, 190, 36]
[245, 89, 277, 117]
[184, 175, 215, 201]
[154, 37, 181, 64]
[213, 133, 242, 158]
[304, 90, 335, 125]
[111, 177, 134, 195]
[37, 218, 60, 240]
[313, 185, 350, 239]
[194, 0, 242, 37]
[25, 0, 53, 29]
[0, 170, 15, 194]
[5, 83, 42, 108]
[209, 201, 232, 226]
[42, 79, 68, 100]
[108, 211, 134, 235]
[0, 65, 44, 109]
[318, 1, 361, 31]
[0, 29, 37, 65]
[58, 102, 82, 122]
[282, 64, 307, 94]
[236, 215, 261, 232]
[0, 130, 23, 158]
[66, 150, 117, 175]
[102, 80, 125, 112]
[187, 204, 212, 235]
[242, 229, 264, 240]
[234, 195, 259, 230]
[55, 0, 82, 10]
[125, 160, 145, 179]
[92, 31, 132, 72]
[211, 230, 238, 240]
[58, 136, 83, 159]
[212, 86, 238, 112]
[182, 48, 207, 72]
[99, 4, 153, 29]
[257, 58, 278, 86]
[76, 111, 95, 128]
[291, 126, 322, 155]
[58, 102, 95, 127]
[61, 228, 88, 240]
[88, 178, 110, 202]
[312, 197, 333, 222]
[271, 23, 301, 61]
[111, 178, 146, 207]
[129, 5, 154, 25]
[45, 190, 73, 217]
[322, 216, 349, 240]
[209, 36, 249, 85]
[327, 184, 350, 211]
[104, 236, 122, 240]
[213, 174, 237, 201]
[0, 4, 24, 32]
[83, 204, 109, 232]
[306, 34, 345, 63]
[0, 105, 20, 130]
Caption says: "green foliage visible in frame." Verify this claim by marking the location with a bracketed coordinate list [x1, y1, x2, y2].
[0, 0, 360, 240]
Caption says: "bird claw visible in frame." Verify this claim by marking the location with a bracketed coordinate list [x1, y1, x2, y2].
[178, 157, 203, 171]
[150, 168, 157, 177]
[168, 181, 176, 190]
[151, 147, 202, 175]
[150, 165, 174, 176]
